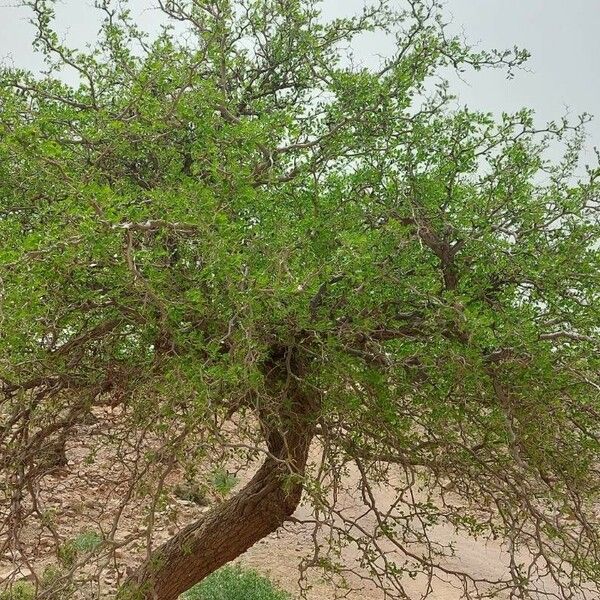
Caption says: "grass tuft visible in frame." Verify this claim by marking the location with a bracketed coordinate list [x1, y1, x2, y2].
[181, 565, 290, 600]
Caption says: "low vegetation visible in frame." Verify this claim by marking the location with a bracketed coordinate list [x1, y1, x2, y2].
[181, 566, 290, 600]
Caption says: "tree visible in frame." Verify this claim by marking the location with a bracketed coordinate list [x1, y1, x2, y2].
[0, 1, 599, 598]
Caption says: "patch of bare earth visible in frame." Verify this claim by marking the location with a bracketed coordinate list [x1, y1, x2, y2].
[0, 408, 542, 600]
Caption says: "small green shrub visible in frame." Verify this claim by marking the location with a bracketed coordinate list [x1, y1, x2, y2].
[57, 541, 78, 568]
[181, 565, 290, 600]
[210, 469, 239, 497]
[71, 530, 103, 553]
[0, 582, 35, 600]
[41, 565, 63, 588]
[58, 529, 103, 567]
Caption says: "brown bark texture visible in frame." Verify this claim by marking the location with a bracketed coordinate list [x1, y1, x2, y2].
[122, 382, 315, 600]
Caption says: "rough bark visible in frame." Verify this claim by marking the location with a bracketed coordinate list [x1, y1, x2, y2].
[121, 383, 316, 600]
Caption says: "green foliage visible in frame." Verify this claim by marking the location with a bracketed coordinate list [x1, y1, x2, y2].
[210, 468, 239, 497]
[0, 583, 35, 600]
[181, 566, 290, 600]
[41, 565, 63, 588]
[58, 530, 103, 567]
[71, 530, 103, 553]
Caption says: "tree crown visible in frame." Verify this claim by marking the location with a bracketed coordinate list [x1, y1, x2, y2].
[0, 1, 599, 598]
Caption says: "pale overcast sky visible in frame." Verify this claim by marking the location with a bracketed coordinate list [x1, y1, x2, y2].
[1, 0, 599, 156]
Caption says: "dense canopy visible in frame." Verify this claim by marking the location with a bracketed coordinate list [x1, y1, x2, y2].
[0, 1, 599, 599]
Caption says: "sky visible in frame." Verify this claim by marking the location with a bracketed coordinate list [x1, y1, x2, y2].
[1, 0, 599, 158]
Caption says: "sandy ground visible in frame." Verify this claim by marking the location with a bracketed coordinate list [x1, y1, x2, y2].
[0, 413, 565, 599]
[1, 463, 514, 600]
[242, 526, 509, 600]
[240, 480, 513, 600]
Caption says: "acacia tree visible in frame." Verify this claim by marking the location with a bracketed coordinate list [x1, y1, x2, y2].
[0, 1, 599, 598]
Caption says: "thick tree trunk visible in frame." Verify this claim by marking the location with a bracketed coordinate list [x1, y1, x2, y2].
[121, 387, 315, 600]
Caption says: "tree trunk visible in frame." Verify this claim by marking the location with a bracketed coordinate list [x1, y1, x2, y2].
[121, 388, 315, 600]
